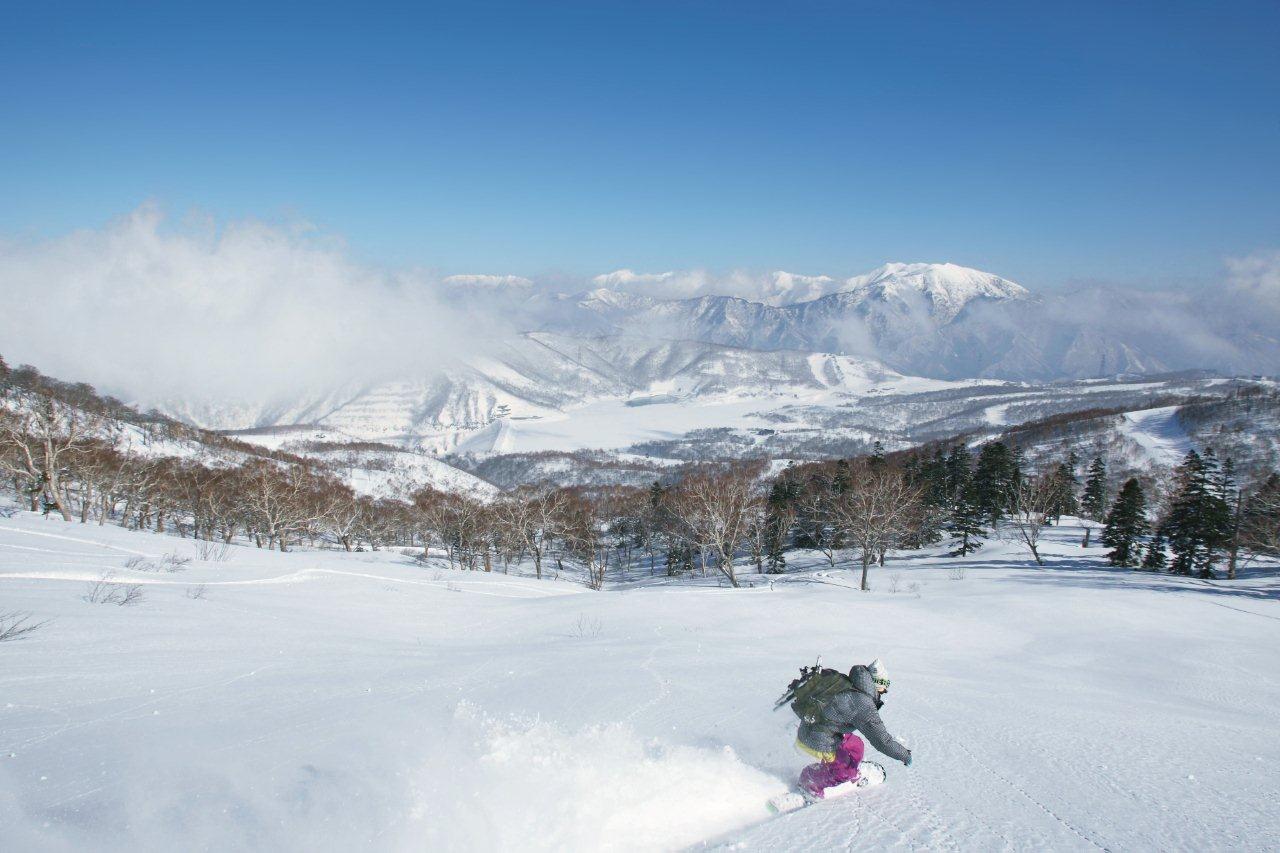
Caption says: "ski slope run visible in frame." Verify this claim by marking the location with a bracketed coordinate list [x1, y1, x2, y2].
[1117, 405, 1194, 468]
[1, 510, 1278, 851]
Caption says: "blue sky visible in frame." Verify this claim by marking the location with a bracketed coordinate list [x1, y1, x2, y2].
[3, 0, 1278, 289]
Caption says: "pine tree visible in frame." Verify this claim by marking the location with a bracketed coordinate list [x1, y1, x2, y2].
[973, 442, 1018, 524]
[1163, 450, 1231, 577]
[1081, 456, 1107, 521]
[919, 447, 949, 508]
[1010, 445, 1027, 488]
[869, 440, 886, 469]
[832, 459, 852, 497]
[764, 479, 799, 573]
[1141, 528, 1168, 570]
[1217, 456, 1244, 579]
[944, 444, 972, 508]
[1102, 478, 1148, 567]
[791, 473, 825, 551]
[1048, 461, 1079, 522]
[948, 480, 986, 557]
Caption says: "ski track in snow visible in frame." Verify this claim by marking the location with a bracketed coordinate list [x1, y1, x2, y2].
[625, 627, 673, 725]
[0, 525, 153, 556]
[901, 701, 1110, 852]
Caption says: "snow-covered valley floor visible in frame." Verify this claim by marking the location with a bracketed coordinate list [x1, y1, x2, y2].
[1, 511, 1278, 851]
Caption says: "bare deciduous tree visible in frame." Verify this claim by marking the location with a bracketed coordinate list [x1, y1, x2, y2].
[0, 397, 98, 520]
[242, 462, 337, 551]
[1002, 472, 1058, 566]
[556, 488, 609, 589]
[1241, 474, 1280, 560]
[834, 465, 923, 591]
[795, 472, 844, 568]
[668, 462, 765, 588]
[494, 486, 568, 579]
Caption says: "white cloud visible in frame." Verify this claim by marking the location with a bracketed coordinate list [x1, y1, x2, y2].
[1227, 249, 1280, 317]
[0, 204, 502, 409]
[442, 274, 534, 290]
[589, 268, 841, 305]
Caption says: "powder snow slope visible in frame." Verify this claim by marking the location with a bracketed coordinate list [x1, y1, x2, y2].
[2, 509, 1277, 851]
[1117, 405, 1195, 468]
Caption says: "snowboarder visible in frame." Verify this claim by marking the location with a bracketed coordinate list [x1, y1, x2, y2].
[790, 658, 912, 799]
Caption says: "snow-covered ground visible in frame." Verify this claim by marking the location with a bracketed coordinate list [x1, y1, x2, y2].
[1117, 405, 1194, 468]
[224, 426, 499, 499]
[1, 510, 1278, 851]
[456, 393, 809, 456]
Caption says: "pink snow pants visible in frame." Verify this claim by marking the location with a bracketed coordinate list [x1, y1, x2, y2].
[799, 733, 865, 798]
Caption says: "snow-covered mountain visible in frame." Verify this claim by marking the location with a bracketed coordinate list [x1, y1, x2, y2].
[841, 261, 1030, 320]
[556, 262, 1277, 381]
[171, 333, 915, 453]
[552, 262, 1031, 355]
[147, 261, 1280, 453]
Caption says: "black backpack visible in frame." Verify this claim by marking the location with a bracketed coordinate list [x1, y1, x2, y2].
[775, 662, 854, 724]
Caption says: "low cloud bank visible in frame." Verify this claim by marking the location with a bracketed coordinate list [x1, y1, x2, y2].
[0, 205, 503, 409]
[3, 206, 1278, 417]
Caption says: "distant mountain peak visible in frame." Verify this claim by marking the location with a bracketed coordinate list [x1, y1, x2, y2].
[846, 262, 1030, 321]
[442, 274, 535, 290]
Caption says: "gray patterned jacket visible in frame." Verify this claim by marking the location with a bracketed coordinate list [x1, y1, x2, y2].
[796, 665, 911, 764]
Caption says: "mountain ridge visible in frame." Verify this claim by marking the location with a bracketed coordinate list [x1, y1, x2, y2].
[140, 261, 1280, 449]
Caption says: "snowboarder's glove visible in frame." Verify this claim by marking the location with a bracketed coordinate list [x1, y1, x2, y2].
[903, 751, 912, 767]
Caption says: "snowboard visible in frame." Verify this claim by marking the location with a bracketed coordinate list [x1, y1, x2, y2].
[767, 762, 886, 814]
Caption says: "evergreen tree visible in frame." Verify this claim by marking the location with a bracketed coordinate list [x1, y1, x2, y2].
[917, 447, 947, 508]
[832, 459, 852, 497]
[764, 479, 800, 573]
[791, 473, 825, 551]
[1163, 450, 1231, 577]
[1216, 456, 1244, 579]
[1102, 478, 1148, 567]
[941, 443, 987, 556]
[1081, 456, 1108, 521]
[868, 440, 886, 470]
[1047, 461, 1080, 522]
[944, 444, 972, 508]
[972, 442, 1018, 523]
[948, 479, 986, 557]
[1141, 528, 1168, 570]
[1011, 444, 1027, 475]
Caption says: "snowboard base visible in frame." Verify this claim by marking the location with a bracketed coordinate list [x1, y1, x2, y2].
[768, 762, 886, 814]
